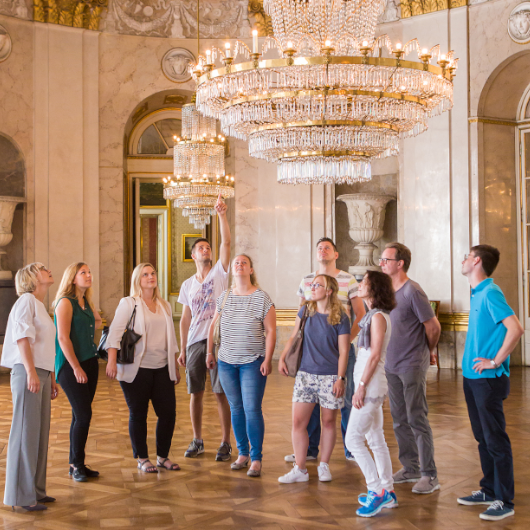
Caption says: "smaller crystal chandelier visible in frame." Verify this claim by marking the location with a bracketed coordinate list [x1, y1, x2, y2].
[163, 103, 234, 230]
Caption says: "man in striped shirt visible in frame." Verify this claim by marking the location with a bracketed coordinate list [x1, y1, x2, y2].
[284, 237, 365, 463]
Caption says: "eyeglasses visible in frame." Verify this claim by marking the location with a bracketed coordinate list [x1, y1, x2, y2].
[38, 265, 49, 272]
[464, 253, 474, 261]
[309, 283, 325, 290]
[379, 258, 400, 264]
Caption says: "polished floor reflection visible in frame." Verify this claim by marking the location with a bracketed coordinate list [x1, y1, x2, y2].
[0, 364, 529, 529]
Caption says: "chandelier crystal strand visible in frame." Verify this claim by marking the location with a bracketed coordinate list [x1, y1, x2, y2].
[163, 103, 235, 230]
[193, 0, 457, 184]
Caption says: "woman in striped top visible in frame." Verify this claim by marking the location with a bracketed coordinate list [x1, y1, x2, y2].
[207, 254, 276, 477]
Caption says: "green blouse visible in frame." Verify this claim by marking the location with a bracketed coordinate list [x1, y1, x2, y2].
[54, 297, 98, 377]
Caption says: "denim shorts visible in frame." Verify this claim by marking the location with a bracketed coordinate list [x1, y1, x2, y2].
[293, 370, 344, 410]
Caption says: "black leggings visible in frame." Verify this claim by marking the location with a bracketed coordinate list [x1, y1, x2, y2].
[119, 367, 176, 459]
[57, 357, 99, 467]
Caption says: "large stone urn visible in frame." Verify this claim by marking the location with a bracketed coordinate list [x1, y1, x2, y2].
[0, 196, 26, 279]
[337, 193, 395, 277]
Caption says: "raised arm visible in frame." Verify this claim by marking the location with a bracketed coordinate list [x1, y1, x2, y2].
[215, 193, 231, 272]
[56, 298, 88, 384]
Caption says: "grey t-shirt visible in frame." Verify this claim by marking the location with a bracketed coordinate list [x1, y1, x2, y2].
[385, 279, 435, 374]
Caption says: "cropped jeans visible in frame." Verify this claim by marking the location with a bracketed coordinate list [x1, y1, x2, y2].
[218, 358, 267, 462]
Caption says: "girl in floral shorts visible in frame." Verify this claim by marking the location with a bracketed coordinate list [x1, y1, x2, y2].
[278, 274, 350, 483]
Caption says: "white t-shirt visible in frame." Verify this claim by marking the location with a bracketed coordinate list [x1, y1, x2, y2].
[140, 299, 168, 370]
[178, 259, 229, 347]
[1, 293, 56, 372]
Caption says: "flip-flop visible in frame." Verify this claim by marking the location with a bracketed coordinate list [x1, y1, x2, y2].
[157, 457, 180, 471]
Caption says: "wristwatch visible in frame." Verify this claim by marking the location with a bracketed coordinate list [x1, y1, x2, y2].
[359, 381, 365, 387]
[337, 376, 346, 381]
[490, 359, 498, 368]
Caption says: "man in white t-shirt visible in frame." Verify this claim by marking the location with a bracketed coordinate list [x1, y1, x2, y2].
[284, 237, 366, 463]
[178, 195, 232, 461]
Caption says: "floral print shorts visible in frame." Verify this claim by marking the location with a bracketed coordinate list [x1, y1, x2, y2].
[293, 371, 344, 410]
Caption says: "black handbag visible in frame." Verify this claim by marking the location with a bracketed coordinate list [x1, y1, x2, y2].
[98, 303, 141, 364]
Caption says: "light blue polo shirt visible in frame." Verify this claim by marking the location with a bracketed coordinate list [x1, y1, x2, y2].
[462, 278, 514, 379]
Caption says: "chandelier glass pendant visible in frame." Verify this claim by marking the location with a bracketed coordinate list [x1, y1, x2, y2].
[163, 103, 235, 230]
[192, 0, 457, 185]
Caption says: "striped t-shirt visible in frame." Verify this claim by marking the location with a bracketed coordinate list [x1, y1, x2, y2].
[216, 289, 275, 364]
[297, 270, 358, 322]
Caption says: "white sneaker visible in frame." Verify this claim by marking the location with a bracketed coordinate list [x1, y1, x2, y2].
[278, 464, 309, 484]
[317, 462, 332, 482]
[284, 454, 317, 463]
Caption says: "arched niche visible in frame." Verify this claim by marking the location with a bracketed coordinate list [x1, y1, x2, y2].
[475, 51, 530, 365]
[0, 133, 25, 274]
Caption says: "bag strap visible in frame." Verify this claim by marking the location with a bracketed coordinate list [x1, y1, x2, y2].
[126, 298, 137, 330]
[218, 289, 231, 317]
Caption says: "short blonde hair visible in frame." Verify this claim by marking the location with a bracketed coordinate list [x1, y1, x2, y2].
[15, 262, 46, 296]
[53, 262, 95, 311]
[130, 263, 162, 302]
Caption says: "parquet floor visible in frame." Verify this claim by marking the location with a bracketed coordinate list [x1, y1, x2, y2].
[0, 364, 529, 529]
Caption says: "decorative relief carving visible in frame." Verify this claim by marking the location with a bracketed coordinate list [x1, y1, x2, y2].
[0, 0, 31, 19]
[33, 0, 108, 30]
[161, 47, 195, 83]
[103, 0, 251, 38]
[0, 24, 12, 63]
[248, 0, 273, 36]
[508, 2, 530, 44]
[378, 0, 401, 23]
[400, 0, 466, 19]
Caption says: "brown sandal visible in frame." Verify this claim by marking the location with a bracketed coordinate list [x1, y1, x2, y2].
[157, 457, 180, 471]
[137, 459, 158, 473]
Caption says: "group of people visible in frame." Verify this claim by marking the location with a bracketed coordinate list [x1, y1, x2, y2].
[0, 196, 522, 523]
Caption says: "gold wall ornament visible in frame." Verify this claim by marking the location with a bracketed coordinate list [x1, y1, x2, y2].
[32, 0, 108, 30]
[401, 0, 466, 18]
[248, 0, 274, 37]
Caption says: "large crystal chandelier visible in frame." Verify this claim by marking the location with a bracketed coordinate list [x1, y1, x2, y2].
[192, 0, 457, 185]
[163, 103, 234, 230]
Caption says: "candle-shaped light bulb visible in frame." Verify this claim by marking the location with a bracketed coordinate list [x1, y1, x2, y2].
[325, 40, 331, 47]
[225, 42, 231, 58]
[252, 29, 258, 54]
[362, 40, 368, 47]
[422, 48, 428, 55]
[206, 49, 211, 63]
[440, 54, 446, 61]
[287, 41, 293, 49]
[396, 42, 402, 50]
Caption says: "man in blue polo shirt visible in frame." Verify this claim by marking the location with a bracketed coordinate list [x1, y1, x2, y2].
[459, 245, 523, 522]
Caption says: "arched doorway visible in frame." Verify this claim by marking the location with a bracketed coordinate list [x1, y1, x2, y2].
[475, 51, 530, 365]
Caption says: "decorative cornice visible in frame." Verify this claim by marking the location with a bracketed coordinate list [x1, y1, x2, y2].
[33, 0, 107, 31]
[469, 117, 517, 127]
[401, 0, 467, 19]
[275, 309, 469, 331]
[248, 0, 274, 37]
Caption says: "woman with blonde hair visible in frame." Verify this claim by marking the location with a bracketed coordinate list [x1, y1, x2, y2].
[54, 262, 102, 482]
[2, 263, 59, 511]
[207, 254, 276, 478]
[278, 274, 350, 484]
[107, 263, 181, 473]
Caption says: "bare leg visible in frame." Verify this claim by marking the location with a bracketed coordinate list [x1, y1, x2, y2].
[214, 392, 231, 444]
[292, 403, 317, 470]
[319, 408, 338, 464]
[190, 391, 204, 440]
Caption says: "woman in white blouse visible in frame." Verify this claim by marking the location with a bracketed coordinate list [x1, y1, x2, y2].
[106, 263, 181, 473]
[1, 263, 59, 511]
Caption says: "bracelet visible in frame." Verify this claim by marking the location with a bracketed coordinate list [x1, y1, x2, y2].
[207, 352, 214, 356]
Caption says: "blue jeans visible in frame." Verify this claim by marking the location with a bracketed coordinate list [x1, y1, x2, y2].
[306, 344, 356, 458]
[218, 358, 267, 461]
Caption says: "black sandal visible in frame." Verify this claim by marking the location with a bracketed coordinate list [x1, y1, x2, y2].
[137, 459, 158, 473]
[157, 457, 180, 471]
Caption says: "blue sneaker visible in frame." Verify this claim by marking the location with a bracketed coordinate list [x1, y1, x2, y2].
[457, 490, 495, 506]
[479, 501, 514, 521]
[356, 490, 394, 517]
[358, 490, 398, 509]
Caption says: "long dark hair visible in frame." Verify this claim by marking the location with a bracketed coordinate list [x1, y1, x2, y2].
[364, 270, 396, 312]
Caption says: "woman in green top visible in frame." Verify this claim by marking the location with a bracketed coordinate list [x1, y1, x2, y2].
[54, 262, 102, 483]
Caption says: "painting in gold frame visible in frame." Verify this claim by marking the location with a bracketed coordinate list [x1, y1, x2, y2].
[182, 234, 203, 262]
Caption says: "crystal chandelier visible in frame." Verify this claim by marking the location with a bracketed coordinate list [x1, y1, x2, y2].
[163, 103, 235, 230]
[192, 0, 457, 185]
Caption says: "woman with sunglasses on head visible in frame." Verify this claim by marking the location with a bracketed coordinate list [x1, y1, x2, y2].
[278, 274, 350, 484]
[54, 262, 102, 482]
[2, 263, 59, 511]
[106, 263, 181, 474]
[207, 254, 276, 478]
[345, 270, 397, 518]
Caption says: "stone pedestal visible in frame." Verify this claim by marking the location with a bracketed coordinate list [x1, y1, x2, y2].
[0, 196, 26, 280]
[336, 193, 395, 277]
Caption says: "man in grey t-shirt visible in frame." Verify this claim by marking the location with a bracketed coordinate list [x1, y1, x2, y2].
[380, 242, 442, 495]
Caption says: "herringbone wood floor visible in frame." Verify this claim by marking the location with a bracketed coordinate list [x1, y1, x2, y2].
[0, 364, 529, 529]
